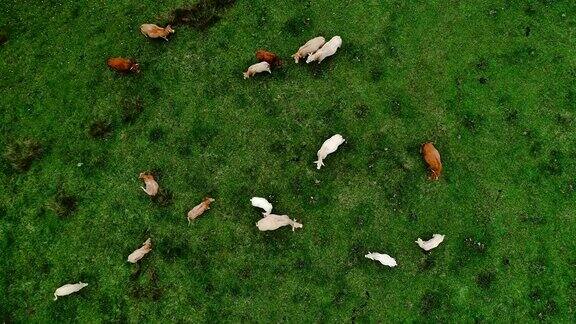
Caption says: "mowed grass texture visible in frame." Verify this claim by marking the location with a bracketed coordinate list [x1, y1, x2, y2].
[1, 0, 576, 321]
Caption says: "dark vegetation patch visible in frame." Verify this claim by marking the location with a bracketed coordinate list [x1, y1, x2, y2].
[524, 4, 537, 16]
[419, 253, 436, 271]
[148, 127, 165, 143]
[478, 77, 488, 84]
[464, 237, 487, 255]
[475, 58, 488, 71]
[420, 290, 443, 315]
[388, 97, 404, 117]
[306, 62, 328, 79]
[158, 237, 188, 262]
[354, 104, 369, 119]
[524, 26, 531, 37]
[370, 68, 384, 81]
[130, 268, 163, 301]
[344, 42, 366, 62]
[49, 187, 78, 218]
[169, 0, 236, 30]
[151, 189, 174, 207]
[0, 30, 7, 46]
[528, 288, 559, 320]
[505, 109, 519, 124]
[189, 122, 218, 147]
[503, 45, 537, 65]
[282, 15, 312, 37]
[88, 119, 113, 139]
[460, 112, 485, 132]
[4, 139, 43, 172]
[78, 148, 108, 174]
[555, 112, 573, 127]
[476, 271, 496, 289]
[121, 97, 143, 124]
[381, 25, 399, 58]
[520, 213, 546, 225]
[539, 149, 563, 176]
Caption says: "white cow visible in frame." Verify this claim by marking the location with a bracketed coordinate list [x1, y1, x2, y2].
[256, 214, 303, 231]
[415, 234, 445, 251]
[53, 282, 88, 301]
[315, 134, 345, 169]
[306, 36, 342, 63]
[243, 62, 271, 79]
[127, 238, 152, 263]
[292, 36, 326, 63]
[365, 252, 397, 267]
[250, 197, 273, 215]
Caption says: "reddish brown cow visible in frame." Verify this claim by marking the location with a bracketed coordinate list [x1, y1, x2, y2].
[422, 142, 442, 180]
[256, 50, 282, 68]
[106, 57, 140, 73]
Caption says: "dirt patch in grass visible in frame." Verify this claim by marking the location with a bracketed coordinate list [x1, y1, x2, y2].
[49, 188, 78, 218]
[88, 119, 113, 139]
[121, 97, 143, 124]
[168, 0, 236, 31]
[4, 138, 43, 172]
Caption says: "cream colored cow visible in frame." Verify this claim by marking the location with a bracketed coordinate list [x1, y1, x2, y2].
[53, 282, 88, 300]
[315, 134, 345, 169]
[127, 238, 152, 263]
[292, 36, 326, 63]
[256, 214, 302, 231]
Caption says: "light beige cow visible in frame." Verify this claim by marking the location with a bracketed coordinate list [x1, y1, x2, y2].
[256, 214, 302, 231]
[53, 282, 88, 300]
[243, 62, 271, 79]
[292, 36, 326, 63]
[140, 24, 175, 41]
[315, 134, 345, 169]
[306, 36, 342, 63]
[187, 197, 215, 223]
[250, 197, 273, 215]
[127, 238, 152, 263]
[416, 234, 445, 251]
[139, 172, 159, 196]
[365, 252, 397, 267]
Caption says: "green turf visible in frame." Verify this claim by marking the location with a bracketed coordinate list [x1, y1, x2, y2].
[1, 0, 576, 321]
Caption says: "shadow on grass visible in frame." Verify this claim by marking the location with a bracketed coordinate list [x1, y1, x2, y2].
[168, 0, 236, 31]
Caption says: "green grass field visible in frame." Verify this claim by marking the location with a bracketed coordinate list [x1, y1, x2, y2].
[1, 0, 576, 321]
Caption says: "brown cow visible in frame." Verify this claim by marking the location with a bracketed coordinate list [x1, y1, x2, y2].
[256, 50, 282, 68]
[106, 57, 140, 73]
[421, 142, 442, 180]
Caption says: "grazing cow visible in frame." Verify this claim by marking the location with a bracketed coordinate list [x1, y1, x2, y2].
[421, 142, 442, 180]
[315, 134, 345, 169]
[292, 36, 326, 63]
[106, 57, 140, 73]
[187, 197, 215, 223]
[365, 252, 397, 267]
[256, 214, 302, 231]
[127, 238, 152, 263]
[256, 49, 282, 68]
[306, 36, 342, 63]
[416, 234, 445, 251]
[53, 282, 88, 301]
[139, 172, 159, 196]
[250, 197, 273, 215]
[243, 62, 271, 79]
[140, 24, 175, 41]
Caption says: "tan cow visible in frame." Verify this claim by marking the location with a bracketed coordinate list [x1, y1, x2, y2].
[187, 197, 215, 223]
[140, 24, 175, 41]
